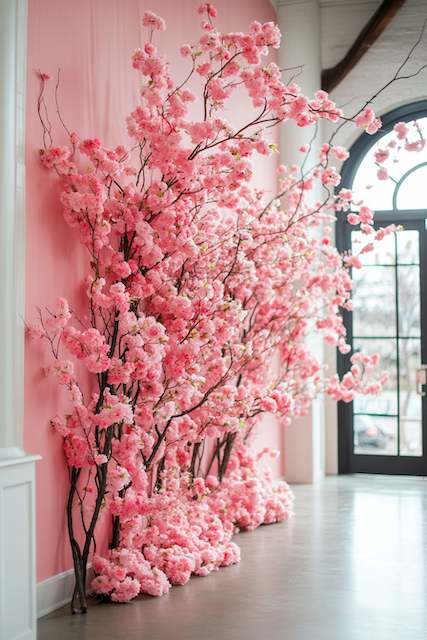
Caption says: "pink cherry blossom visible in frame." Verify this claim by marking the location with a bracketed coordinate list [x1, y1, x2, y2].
[394, 121, 409, 140]
[142, 11, 166, 32]
[377, 166, 389, 181]
[30, 4, 425, 612]
[355, 108, 382, 134]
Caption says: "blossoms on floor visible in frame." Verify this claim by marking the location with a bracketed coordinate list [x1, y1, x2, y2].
[91, 445, 293, 602]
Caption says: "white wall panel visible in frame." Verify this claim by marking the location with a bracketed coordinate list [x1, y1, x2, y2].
[0, 458, 38, 640]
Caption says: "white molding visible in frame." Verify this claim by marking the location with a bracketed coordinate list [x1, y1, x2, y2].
[0, 456, 38, 640]
[320, 0, 378, 6]
[276, 0, 319, 6]
[37, 569, 75, 619]
[0, 455, 40, 469]
[0, 0, 27, 458]
[37, 565, 93, 618]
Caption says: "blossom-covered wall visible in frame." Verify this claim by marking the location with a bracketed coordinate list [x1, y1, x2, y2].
[24, 0, 280, 584]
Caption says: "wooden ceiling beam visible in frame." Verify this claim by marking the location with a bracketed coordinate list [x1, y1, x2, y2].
[321, 0, 407, 93]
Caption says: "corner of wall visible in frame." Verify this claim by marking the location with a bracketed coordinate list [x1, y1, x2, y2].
[37, 565, 93, 618]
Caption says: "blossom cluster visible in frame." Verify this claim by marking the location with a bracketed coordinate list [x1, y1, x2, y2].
[91, 444, 293, 602]
[371, 119, 426, 181]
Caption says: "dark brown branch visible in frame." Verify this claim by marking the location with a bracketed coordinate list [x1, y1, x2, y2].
[218, 432, 236, 481]
[322, 0, 406, 92]
[67, 468, 87, 614]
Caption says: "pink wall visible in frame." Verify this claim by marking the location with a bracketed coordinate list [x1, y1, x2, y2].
[25, 0, 280, 583]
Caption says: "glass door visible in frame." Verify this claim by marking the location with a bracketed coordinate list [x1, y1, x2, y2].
[340, 220, 427, 474]
[337, 103, 427, 475]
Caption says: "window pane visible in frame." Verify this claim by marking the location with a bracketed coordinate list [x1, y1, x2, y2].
[399, 339, 423, 457]
[397, 230, 419, 265]
[348, 116, 427, 463]
[353, 266, 396, 337]
[352, 169, 395, 211]
[351, 117, 427, 212]
[400, 421, 422, 457]
[399, 338, 422, 421]
[354, 415, 398, 455]
[398, 266, 420, 337]
[353, 338, 397, 415]
[352, 230, 395, 266]
[396, 165, 427, 210]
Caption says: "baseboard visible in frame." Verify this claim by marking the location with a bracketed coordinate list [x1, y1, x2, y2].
[37, 565, 93, 618]
[37, 568, 75, 618]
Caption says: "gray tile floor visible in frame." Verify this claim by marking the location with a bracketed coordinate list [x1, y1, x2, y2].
[38, 475, 427, 640]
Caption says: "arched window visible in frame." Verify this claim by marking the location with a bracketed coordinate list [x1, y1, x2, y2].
[337, 100, 427, 476]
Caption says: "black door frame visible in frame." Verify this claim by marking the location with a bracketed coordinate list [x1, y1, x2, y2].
[337, 100, 427, 475]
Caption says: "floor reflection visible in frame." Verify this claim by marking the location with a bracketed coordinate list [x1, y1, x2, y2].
[350, 479, 427, 631]
[38, 475, 427, 640]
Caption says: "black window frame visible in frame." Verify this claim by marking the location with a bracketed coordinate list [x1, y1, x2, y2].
[337, 100, 427, 475]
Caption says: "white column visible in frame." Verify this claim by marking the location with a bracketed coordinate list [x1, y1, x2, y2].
[277, 0, 326, 483]
[0, 2, 39, 639]
[277, 0, 322, 165]
[0, 0, 27, 461]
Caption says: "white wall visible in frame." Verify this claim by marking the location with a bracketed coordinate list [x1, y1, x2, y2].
[323, 0, 427, 142]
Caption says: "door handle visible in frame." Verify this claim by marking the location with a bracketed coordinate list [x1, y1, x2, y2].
[416, 366, 427, 396]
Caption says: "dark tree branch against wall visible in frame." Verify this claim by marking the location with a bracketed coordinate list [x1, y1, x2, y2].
[322, 0, 407, 92]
